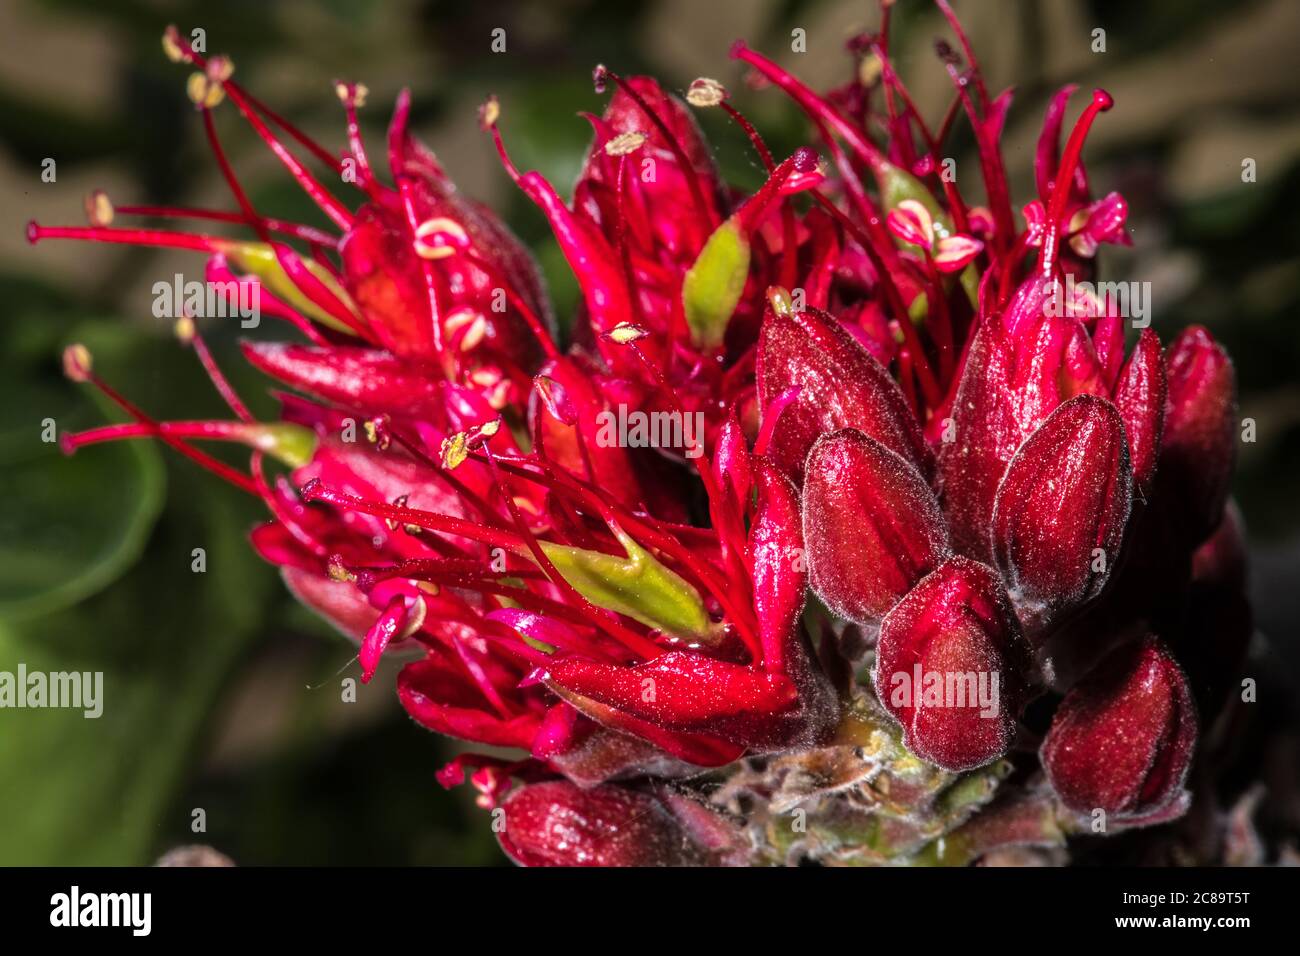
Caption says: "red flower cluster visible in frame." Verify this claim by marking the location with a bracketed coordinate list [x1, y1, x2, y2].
[31, 8, 1246, 865]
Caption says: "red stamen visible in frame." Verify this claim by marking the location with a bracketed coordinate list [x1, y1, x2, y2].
[27, 221, 220, 253]
[115, 205, 338, 245]
[808, 191, 943, 408]
[301, 479, 522, 551]
[180, 323, 254, 422]
[218, 84, 354, 231]
[70, 368, 258, 494]
[1041, 89, 1113, 278]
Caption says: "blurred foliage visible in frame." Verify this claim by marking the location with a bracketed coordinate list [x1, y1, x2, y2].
[1, 0, 1297, 864]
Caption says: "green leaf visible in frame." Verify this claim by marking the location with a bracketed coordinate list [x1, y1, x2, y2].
[0, 459, 277, 864]
[682, 216, 751, 351]
[0, 323, 164, 621]
[540, 527, 714, 641]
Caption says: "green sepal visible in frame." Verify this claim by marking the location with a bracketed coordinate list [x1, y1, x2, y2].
[682, 216, 750, 351]
[539, 527, 714, 642]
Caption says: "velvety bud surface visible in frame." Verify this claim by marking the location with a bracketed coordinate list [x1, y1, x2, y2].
[498, 781, 710, 866]
[1160, 326, 1237, 547]
[873, 556, 1027, 771]
[991, 394, 1132, 634]
[802, 428, 949, 626]
[758, 306, 931, 484]
[1041, 637, 1197, 818]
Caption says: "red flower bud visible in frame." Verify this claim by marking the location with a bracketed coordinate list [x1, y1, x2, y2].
[1160, 326, 1237, 547]
[758, 306, 931, 484]
[1041, 637, 1197, 819]
[497, 782, 715, 866]
[802, 428, 948, 626]
[873, 556, 1028, 771]
[991, 394, 1133, 636]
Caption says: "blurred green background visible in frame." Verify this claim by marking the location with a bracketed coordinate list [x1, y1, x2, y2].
[1, 0, 1298, 864]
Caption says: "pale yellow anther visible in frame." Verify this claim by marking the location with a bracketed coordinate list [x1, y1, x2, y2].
[604, 131, 646, 157]
[444, 308, 487, 352]
[161, 27, 186, 63]
[686, 77, 727, 108]
[858, 52, 883, 87]
[607, 322, 648, 345]
[441, 432, 469, 470]
[479, 95, 501, 130]
[477, 418, 502, 439]
[85, 190, 114, 228]
[458, 315, 488, 352]
[362, 417, 391, 450]
[62, 344, 93, 383]
[335, 81, 368, 109]
[327, 555, 356, 583]
[486, 380, 512, 410]
[174, 316, 196, 344]
[767, 286, 794, 316]
[187, 72, 225, 109]
[414, 217, 469, 259]
[398, 595, 428, 638]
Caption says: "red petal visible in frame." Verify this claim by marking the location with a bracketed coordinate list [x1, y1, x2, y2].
[937, 317, 1022, 558]
[242, 341, 443, 416]
[991, 395, 1132, 636]
[397, 656, 539, 749]
[803, 428, 949, 626]
[1111, 328, 1165, 496]
[749, 459, 806, 674]
[541, 651, 798, 747]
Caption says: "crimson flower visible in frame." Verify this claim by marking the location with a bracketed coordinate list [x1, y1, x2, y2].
[30, 6, 1248, 866]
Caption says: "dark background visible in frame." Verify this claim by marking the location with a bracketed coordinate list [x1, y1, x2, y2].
[1, 0, 1297, 864]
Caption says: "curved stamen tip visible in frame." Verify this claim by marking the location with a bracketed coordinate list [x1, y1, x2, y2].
[62, 343, 93, 383]
[791, 146, 819, 172]
[728, 39, 749, 59]
[25, 220, 40, 245]
[686, 77, 728, 108]
[1092, 88, 1114, 111]
[299, 477, 324, 501]
[161, 25, 189, 64]
[478, 95, 501, 131]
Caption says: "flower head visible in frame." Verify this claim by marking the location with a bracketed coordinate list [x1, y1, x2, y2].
[31, 7, 1249, 867]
